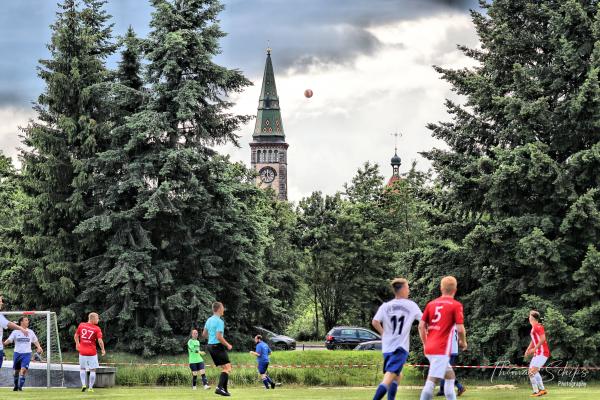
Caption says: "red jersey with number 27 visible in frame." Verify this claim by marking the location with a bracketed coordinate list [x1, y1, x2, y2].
[76, 323, 103, 356]
[421, 296, 464, 355]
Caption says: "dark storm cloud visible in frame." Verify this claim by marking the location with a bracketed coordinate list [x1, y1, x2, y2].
[219, 0, 478, 76]
[0, 0, 477, 107]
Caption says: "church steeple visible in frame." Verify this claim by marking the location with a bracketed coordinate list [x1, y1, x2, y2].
[253, 48, 285, 141]
[250, 49, 289, 201]
[387, 133, 402, 187]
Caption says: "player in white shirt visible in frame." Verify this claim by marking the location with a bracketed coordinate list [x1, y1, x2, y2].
[4, 317, 43, 391]
[371, 278, 423, 400]
[0, 296, 30, 370]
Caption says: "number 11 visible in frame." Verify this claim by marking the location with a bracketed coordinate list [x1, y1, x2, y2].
[391, 315, 405, 335]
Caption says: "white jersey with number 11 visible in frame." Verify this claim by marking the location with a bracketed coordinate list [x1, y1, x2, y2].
[374, 298, 423, 354]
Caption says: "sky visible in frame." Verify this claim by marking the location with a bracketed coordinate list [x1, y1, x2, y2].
[0, 0, 481, 202]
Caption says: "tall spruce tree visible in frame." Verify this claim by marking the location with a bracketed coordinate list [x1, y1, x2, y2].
[10, 0, 114, 324]
[75, 0, 276, 354]
[73, 26, 152, 348]
[411, 0, 600, 364]
[0, 154, 28, 294]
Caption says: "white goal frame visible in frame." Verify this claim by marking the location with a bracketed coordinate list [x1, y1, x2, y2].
[2, 311, 63, 388]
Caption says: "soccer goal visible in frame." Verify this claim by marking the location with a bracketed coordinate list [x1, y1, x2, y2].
[2, 311, 64, 388]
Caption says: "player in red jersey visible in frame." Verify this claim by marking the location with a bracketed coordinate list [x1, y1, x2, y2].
[418, 276, 467, 400]
[525, 310, 550, 397]
[74, 312, 106, 392]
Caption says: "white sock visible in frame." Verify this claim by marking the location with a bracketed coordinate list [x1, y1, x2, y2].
[530, 375, 538, 392]
[80, 370, 87, 387]
[420, 380, 435, 400]
[89, 371, 96, 389]
[534, 373, 544, 390]
[444, 379, 456, 400]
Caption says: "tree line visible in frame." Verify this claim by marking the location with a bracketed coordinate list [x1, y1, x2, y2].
[1, 0, 600, 364]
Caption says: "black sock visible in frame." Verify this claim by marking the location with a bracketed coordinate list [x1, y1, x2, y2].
[218, 372, 227, 390]
[13, 373, 18, 388]
[201, 374, 208, 386]
[224, 373, 229, 391]
[192, 375, 197, 387]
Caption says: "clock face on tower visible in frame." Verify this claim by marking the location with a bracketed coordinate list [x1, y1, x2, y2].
[259, 167, 276, 183]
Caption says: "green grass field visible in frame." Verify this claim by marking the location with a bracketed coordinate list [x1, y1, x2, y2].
[5, 386, 600, 399]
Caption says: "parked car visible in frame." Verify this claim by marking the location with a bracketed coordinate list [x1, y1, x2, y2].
[325, 326, 381, 350]
[354, 340, 382, 351]
[254, 326, 297, 350]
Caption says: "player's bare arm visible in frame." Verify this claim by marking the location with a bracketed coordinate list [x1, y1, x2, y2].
[0, 296, 29, 335]
[74, 332, 80, 352]
[201, 328, 208, 339]
[216, 331, 232, 350]
[249, 351, 259, 357]
[525, 341, 534, 357]
[3, 338, 11, 346]
[456, 323, 467, 351]
[33, 340, 43, 354]
[372, 319, 384, 336]
[418, 320, 427, 347]
[98, 338, 106, 356]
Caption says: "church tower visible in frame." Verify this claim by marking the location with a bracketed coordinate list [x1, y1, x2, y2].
[250, 48, 288, 200]
[387, 146, 402, 187]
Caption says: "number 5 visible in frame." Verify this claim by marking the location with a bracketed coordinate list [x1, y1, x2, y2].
[432, 306, 443, 323]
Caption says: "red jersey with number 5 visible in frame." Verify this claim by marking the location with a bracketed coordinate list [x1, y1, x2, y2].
[531, 324, 550, 357]
[421, 296, 464, 355]
[76, 322, 103, 356]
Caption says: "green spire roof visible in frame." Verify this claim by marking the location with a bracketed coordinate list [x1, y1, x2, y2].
[253, 48, 284, 139]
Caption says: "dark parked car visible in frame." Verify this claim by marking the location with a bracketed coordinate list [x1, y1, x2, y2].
[354, 340, 382, 351]
[325, 326, 381, 350]
[254, 326, 297, 350]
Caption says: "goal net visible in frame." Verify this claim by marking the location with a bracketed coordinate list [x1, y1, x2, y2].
[1, 311, 64, 388]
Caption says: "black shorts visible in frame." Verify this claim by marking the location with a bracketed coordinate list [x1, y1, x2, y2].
[190, 362, 205, 371]
[207, 344, 230, 367]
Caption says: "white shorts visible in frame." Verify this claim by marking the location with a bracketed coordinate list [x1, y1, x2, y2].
[529, 355, 548, 369]
[79, 355, 99, 370]
[425, 355, 451, 379]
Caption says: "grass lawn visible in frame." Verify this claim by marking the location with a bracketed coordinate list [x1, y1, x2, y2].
[5, 386, 600, 399]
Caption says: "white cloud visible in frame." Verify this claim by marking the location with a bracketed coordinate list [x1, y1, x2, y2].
[0, 106, 33, 166]
[0, 14, 480, 203]
[220, 13, 480, 202]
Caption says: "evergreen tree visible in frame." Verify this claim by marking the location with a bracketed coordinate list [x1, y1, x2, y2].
[9, 0, 114, 324]
[414, 0, 600, 363]
[75, 0, 276, 354]
[73, 25, 151, 348]
[0, 154, 28, 295]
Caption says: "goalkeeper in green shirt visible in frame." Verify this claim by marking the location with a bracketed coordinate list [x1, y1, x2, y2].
[188, 329, 209, 390]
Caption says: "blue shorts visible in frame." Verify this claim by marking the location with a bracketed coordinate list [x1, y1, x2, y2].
[189, 362, 205, 372]
[383, 347, 408, 375]
[258, 361, 269, 375]
[13, 352, 32, 370]
[0, 349, 4, 369]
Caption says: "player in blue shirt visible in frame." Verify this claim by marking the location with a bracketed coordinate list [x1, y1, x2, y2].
[249, 335, 276, 389]
[203, 302, 232, 397]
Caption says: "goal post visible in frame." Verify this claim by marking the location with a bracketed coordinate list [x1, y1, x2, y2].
[2, 311, 64, 388]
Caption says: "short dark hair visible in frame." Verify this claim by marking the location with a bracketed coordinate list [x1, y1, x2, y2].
[255, 334, 263, 341]
[17, 316, 28, 327]
[212, 302, 223, 313]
